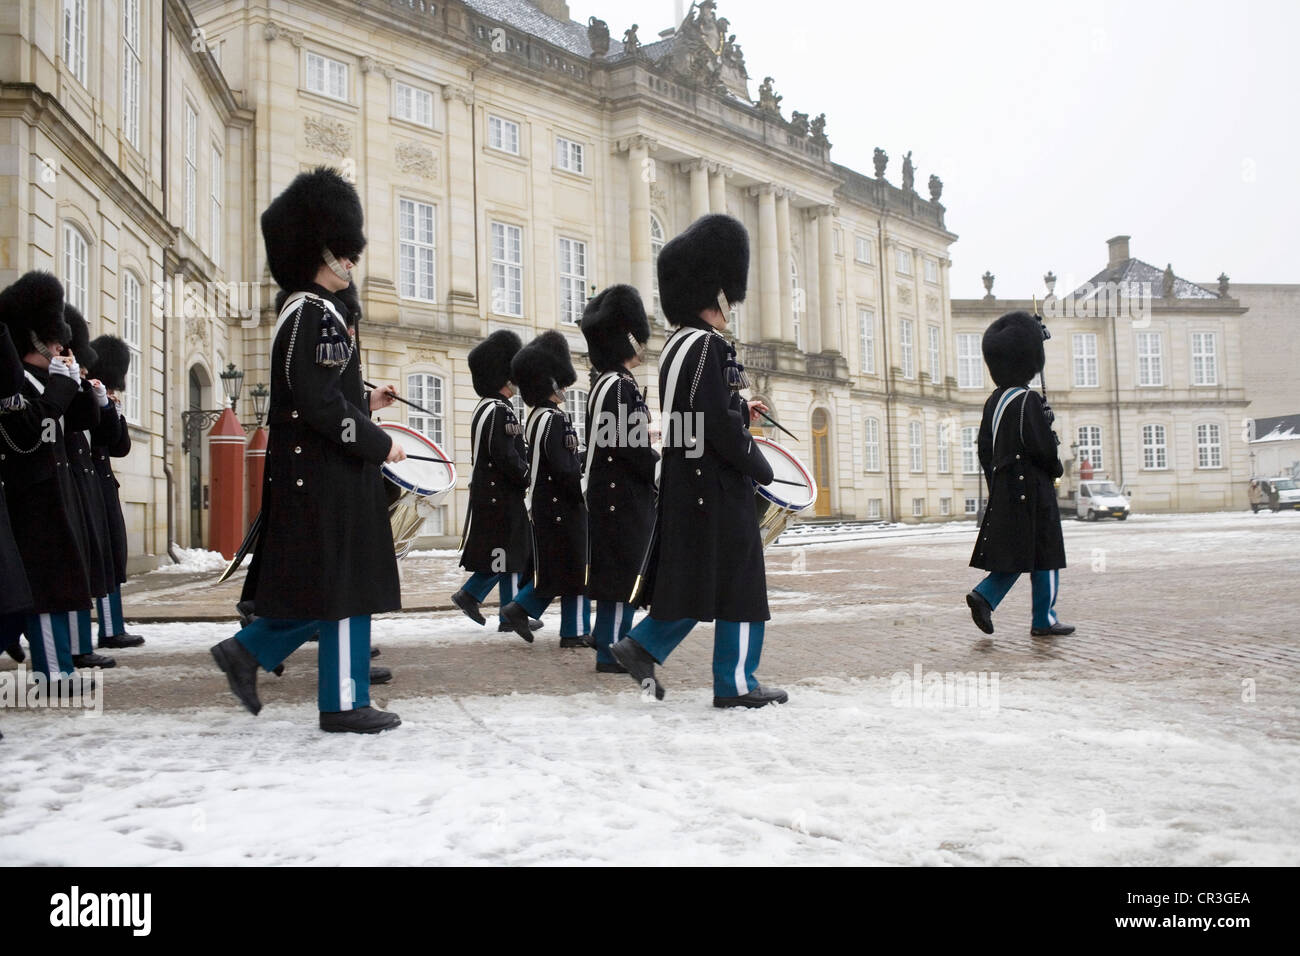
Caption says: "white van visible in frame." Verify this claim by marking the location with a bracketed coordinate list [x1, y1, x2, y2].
[1075, 479, 1131, 521]
[1260, 477, 1300, 511]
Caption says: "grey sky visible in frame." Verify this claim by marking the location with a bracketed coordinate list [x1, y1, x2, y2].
[565, 0, 1299, 298]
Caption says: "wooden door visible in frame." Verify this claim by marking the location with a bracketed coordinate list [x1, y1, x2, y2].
[811, 409, 831, 516]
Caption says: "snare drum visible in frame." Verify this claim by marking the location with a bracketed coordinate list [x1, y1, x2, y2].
[752, 436, 817, 548]
[379, 423, 457, 558]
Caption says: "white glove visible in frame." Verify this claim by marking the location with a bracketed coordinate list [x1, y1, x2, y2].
[48, 358, 80, 381]
[91, 380, 108, 407]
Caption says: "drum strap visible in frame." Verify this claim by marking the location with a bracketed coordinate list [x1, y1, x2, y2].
[581, 372, 622, 497]
[524, 407, 556, 514]
[470, 398, 500, 466]
[654, 328, 708, 488]
[991, 386, 1028, 455]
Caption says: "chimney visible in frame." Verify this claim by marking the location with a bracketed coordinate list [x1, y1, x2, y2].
[1107, 235, 1130, 268]
[532, 0, 570, 20]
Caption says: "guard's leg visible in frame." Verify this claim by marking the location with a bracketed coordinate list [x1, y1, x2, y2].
[317, 616, 372, 713]
[712, 620, 766, 698]
[628, 616, 697, 664]
[594, 600, 636, 667]
[453, 571, 500, 626]
[235, 617, 320, 673]
[1029, 569, 1072, 636]
[497, 572, 518, 623]
[558, 593, 591, 644]
[25, 612, 75, 680]
[71, 609, 93, 656]
[974, 572, 1020, 610]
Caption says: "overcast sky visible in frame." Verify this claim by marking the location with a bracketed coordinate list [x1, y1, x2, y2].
[565, 0, 1299, 299]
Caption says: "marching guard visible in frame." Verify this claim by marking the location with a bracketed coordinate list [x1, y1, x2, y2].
[499, 332, 591, 646]
[579, 285, 659, 673]
[966, 310, 1074, 638]
[0, 315, 34, 673]
[610, 215, 787, 708]
[209, 166, 406, 733]
[450, 329, 543, 637]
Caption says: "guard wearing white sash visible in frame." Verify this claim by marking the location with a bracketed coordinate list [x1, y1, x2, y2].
[610, 215, 788, 708]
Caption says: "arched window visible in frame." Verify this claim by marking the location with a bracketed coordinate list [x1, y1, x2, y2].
[62, 222, 89, 314]
[650, 214, 665, 318]
[406, 373, 444, 445]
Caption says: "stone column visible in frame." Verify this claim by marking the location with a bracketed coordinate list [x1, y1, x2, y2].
[620, 135, 657, 309]
[709, 164, 729, 214]
[776, 189, 794, 345]
[442, 86, 478, 329]
[686, 160, 710, 220]
[752, 184, 781, 342]
[818, 205, 839, 353]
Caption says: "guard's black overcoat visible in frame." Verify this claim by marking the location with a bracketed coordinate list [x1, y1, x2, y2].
[459, 396, 530, 573]
[645, 322, 773, 622]
[64, 383, 113, 599]
[525, 402, 586, 595]
[969, 386, 1067, 572]
[584, 371, 658, 602]
[242, 286, 400, 620]
[0, 365, 94, 612]
[89, 400, 131, 585]
[0, 324, 33, 614]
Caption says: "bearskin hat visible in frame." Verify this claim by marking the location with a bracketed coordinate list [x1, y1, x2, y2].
[261, 167, 366, 293]
[511, 330, 577, 408]
[982, 310, 1046, 388]
[657, 214, 749, 326]
[580, 284, 649, 372]
[88, 335, 131, 392]
[63, 303, 98, 369]
[468, 329, 523, 399]
[0, 270, 69, 348]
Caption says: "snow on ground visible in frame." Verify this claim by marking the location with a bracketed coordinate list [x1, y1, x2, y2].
[1, 674, 1295, 866]
[151, 547, 230, 573]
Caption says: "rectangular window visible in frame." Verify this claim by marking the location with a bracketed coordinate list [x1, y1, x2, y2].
[927, 325, 940, 381]
[490, 221, 523, 316]
[399, 198, 437, 302]
[900, 319, 914, 379]
[956, 333, 983, 389]
[555, 136, 585, 174]
[1072, 332, 1098, 387]
[122, 272, 142, 424]
[864, 416, 880, 471]
[1076, 425, 1103, 472]
[909, 420, 924, 473]
[1142, 423, 1167, 469]
[306, 51, 348, 100]
[183, 105, 197, 236]
[406, 373, 444, 445]
[63, 223, 88, 314]
[1192, 332, 1218, 386]
[964, 497, 978, 515]
[832, 227, 842, 256]
[209, 146, 222, 267]
[488, 115, 520, 155]
[1137, 332, 1163, 386]
[912, 497, 925, 518]
[122, 0, 141, 148]
[1197, 423, 1222, 468]
[393, 82, 434, 127]
[939, 496, 951, 516]
[896, 249, 912, 276]
[937, 421, 950, 473]
[63, 0, 87, 85]
[867, 498, 882, 519]
[924, 258, 939, 283]
[564, 389, 588, 447]
[961, 425, 979, 474]
[854, 236, 872, 264]
[557, 237, 588, 325]
[858, 308, 875, 374]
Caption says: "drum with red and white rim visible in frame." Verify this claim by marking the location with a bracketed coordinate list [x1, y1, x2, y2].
[752, 436, 817, 548]
[379, 422, 456, 558]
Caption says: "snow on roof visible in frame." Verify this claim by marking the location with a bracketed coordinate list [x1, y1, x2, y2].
[1070, 257, 1218, 300]
[1251, 414, 1300, 443]
[462, 0, 628, 57]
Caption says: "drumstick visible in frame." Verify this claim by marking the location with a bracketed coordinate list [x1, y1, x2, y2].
[756, 409, 800, 442]
[363, 380, 440, 419]
[761, 476, 805, 487]
[402, 452, 458, 466]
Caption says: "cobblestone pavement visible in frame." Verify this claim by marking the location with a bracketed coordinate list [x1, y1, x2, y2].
[6, 511, 1294, 717]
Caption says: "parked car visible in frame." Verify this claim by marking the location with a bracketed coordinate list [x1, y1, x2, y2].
[1257, 477, 1300, 511]
[1074, 479, 1131, 521]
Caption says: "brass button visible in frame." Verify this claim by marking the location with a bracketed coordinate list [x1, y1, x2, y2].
[1020, 494, 1026, 501]
[555, 516, 562, 522]
[695, 468, 701, 476]
[294, 446, 302, 454]
[1015, 454, 1020, 459]
[609, 481, 616, 488]
[697, 497, 704, 505]
[1018, 475, 1024, 481]
[606, 455, 612, 462]
[489, 480, 495, 487]
[291, 410, 299, 419]
[609, 505, 615, 511]
[552, 496, 558, 503]
[296, 478, 304, 487]
[491, 497, 496, 503]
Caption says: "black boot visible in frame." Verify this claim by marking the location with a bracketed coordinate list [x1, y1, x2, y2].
[319, 706, 401, 734]
[714, 684, 789, 709]
[370, 666, 392, 685]
[452, 589, 486, 626]
[596, 660, 628, 674]
[966, 590, 994, 635]
[500, 601, 535, 643]
[371, 646, 381, 659]
[1031, 622, 1076, 637]
[560, 635, 593, 648]
[610, 637, 664, 700]
[72, 652, 116, 669]
[98, 633, 145, 649]
[210, 637, 262, 715]
[498, 618, 543, 634]
[3, 640, 25, 663]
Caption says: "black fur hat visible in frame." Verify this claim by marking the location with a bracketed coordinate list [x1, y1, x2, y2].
[580, 284, 649, 372]
[511, 330, 576, 407]
[0, 270, 69, 348]
[89, 335, 131, 392]
[468, 329, 522, 398]
[261, 167, 366, 292]
[63, 303, 98, 369]
[982, 310, 1046, 388]
[657, 214, 749, 326]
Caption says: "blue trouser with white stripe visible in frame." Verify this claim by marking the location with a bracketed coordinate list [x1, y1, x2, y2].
[461, 570, 523, 623]
[70, 608, 94, 655]
[235, 616, 372, 712]
[23, 612, 79, 679]
[974, 570, 1061, 629]
[96, 588, 127, 640]
[593, 601, 636, 665]
[512, 583, 589, 639]
[628, 617, 766, 698]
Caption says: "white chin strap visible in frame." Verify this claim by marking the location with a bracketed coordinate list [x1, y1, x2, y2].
[322, 247, 351, 282]
[716, 289, 731, 315]
[627, 331, 646, 358]
[29, 330, 55, 360]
